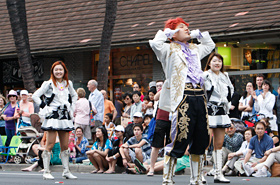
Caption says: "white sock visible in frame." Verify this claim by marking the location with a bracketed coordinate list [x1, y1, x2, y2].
[261, 166, 267, 173]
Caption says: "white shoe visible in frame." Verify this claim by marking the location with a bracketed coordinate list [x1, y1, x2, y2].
[252, 169, 267, 177]
[43, 172, 54, 180]
[60, 150, 77, 179]
[243, 163, 254, 177]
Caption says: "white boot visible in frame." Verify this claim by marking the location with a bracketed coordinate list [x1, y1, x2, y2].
[162, 155, 176, 185]
[212, 150, 218, 180]
[214, 150, 230, 183]
[60, 150, 77, 179]
[42, 150, 54, 180]
[189, 154, 204, 185]
[200, 153, 207, 184]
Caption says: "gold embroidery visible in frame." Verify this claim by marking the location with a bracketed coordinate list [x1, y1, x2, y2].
[172, 62, 185, 102]
[169, 42, 181, 57]
[177, 101, 190, 142]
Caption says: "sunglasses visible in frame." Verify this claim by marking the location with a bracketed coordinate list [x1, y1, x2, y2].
[125, 98, 130, 100]
[9, 95, 17, 97]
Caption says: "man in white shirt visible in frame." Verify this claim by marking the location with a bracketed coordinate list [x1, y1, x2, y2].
[87, 80, 104, 141]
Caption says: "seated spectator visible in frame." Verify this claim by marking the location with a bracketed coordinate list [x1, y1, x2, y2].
[86, 126, 112, 174]
[105, 125, 126, 174]
[222, 128, 256, 176]
[104, 113, 115, 138]
[120, 124, 152, 172]
[253, 139, 280, 177]
[238, 82, 253, 121]
[130, 91, 143, 121]
[242, 121, 274, 176]
[222, 123, 244, 167]
[125, 112, 143, 140]
[72, 127, 89, 163]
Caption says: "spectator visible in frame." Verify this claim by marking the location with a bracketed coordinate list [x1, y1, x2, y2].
[0, 94, 7, 135]
[73, 127, 89, 163]
[114, 95, 123, 126]
[222, 123, 244, 166]
[100, 90, 117, 124]
[130, 91, 143, 121]
[149, 81, 156, 90]
[252, 80, 277, 133]
[74, 88, 93, 140]
[27, 92, 39, 114]
[87, 80, 104, 141]
[105, 125, 126, 174]
[259, 118, 279, 145]
[86, 126, 112, 174]
[222, 127, 255, 176]
[153, 80, 164, 117]
[142, 114, 153, 138]
[120, 124, 152, 170]
[1, 90, 19, 147]
[143, 88, 156, 116]
[242, 121, 273, 176]
[104, 113, 115, 138]
[141, 96, 151, 115]
[17, 90, 34, 130]
[229, 77, 241, 119]
[122, 92, 133, 121]
[133, 83, 144, 102]
[238, 82, 253, 120]
[68, 132, 76, 159]
[253, 137, 280, 177]
[125, 112, 143, 140]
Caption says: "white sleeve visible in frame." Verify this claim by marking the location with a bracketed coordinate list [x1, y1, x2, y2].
[149, 30, 170, 64]
[32, 81, 50, 108]
[197, 31, 216, 60]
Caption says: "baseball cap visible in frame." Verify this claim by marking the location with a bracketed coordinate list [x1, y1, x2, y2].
[133, 112, 143, 118]
[114, 125, 125, 132]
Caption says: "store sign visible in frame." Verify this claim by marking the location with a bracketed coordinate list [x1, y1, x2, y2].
[112, 49, 153, 75]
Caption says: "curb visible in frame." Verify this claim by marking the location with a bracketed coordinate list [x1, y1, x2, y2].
[0, 163, 213, 175]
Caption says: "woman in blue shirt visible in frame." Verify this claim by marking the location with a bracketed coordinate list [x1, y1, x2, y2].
[72, 127, 89, 163]
[86, 126, 112, 173]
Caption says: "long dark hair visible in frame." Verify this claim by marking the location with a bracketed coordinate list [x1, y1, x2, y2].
[242, 82, 254, 99]
[96, 126, 108, 149]
[204, 52, 225, 73]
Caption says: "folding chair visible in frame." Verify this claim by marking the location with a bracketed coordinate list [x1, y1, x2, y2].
[0, 136, 22, 163]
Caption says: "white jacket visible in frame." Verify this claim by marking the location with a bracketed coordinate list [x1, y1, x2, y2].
[149, 30, 215, 112]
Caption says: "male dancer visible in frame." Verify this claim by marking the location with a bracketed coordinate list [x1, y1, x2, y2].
[149, 17, 215, 185]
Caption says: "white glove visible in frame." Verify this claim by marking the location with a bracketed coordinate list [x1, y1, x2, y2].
[190, 29, 202, 39]
[164, 28, 179, 39]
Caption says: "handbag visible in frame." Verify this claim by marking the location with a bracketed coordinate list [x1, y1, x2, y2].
[89, 101, 95, 127]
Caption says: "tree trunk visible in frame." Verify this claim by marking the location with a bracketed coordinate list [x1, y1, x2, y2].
[6, 0, 36, 92]
[97, 0, 118, 91]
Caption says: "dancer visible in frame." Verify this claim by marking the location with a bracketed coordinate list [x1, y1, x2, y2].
[149, 17, 215, 185]
[33, 61, 78, 180]
[203, 52, 234, 183]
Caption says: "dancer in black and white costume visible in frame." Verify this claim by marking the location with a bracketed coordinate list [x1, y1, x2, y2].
[33, 61, 78, 180]
[203, 53, 234, 183]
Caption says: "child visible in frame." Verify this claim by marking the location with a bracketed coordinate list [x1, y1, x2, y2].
[68, 132, 76, 159]
[130, 91, 143, 121]
[120, 124, 152, 172]
[104, 113, 115, 138]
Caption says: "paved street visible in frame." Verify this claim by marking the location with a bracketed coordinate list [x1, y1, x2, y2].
[0, 171, 279, 185]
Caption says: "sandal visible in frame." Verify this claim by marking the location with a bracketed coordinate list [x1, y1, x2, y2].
[104, 171, 116, 174]
[91, 170, 99, 174]
[125, 167, 135, 174]
[134, 158, 147, 173]
[147, 171, 154, 177]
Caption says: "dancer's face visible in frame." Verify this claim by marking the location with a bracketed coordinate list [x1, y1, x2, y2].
[209, 56, 223, 73]
[173, 23, 191, 43]
[53, 64, 64, 81]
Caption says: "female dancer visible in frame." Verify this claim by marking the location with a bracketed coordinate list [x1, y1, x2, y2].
[204, 52, 234, 183]
[33, 61, 78, 180]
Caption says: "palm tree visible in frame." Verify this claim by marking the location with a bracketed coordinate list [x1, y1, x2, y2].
[6, 0, 36, 92]
[97, 0, 118, 91]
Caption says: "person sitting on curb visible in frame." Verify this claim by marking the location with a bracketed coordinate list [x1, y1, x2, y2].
[120, 123, 152, 174]
[86, 126, 112, 174]
[242, 121, 273, 176]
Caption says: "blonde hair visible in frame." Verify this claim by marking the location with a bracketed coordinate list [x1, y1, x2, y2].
[0, 94, 7, 105]
[76, 88, 86, 98]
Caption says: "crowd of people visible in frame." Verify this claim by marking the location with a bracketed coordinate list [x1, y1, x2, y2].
[0, 17, 280, 185]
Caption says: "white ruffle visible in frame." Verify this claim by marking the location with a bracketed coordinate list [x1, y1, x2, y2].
[42, 118, 74, 131]
[208, 115, 231, 128]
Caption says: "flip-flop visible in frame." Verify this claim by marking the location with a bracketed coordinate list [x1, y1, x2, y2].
[91, 170, 99, 174]
[147, 171, 154, 177]
[134, 158, 147, 173]
[104, 171, 116, 174]
[97, 171, 104, 174]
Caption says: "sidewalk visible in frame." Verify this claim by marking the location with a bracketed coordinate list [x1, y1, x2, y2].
[0, 163, 213, 175]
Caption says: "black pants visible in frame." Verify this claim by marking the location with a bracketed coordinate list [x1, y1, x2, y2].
[166, 87, 210, 158]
